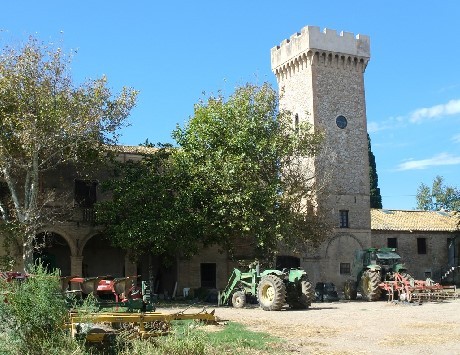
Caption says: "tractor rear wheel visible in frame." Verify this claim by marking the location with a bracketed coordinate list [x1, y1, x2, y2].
[231, 291, 246, 308]
[360, 270, 381, 301]
[343, 279, 357, 300]
[257, 274, 286, 311]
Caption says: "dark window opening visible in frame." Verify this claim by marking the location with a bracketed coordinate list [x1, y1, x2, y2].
[340, 263, 350, 275]
[387, 238, 398, 249]
[75, 179, 98, 208]
[200, 263, 216, 288]
[417, 238, 427, 254]
[276, 255, 300, 270]
[339, 210, 349, 228]
[294, 113, 299, 134]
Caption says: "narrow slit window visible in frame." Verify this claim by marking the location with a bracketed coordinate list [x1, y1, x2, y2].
[339, 210, 349, 228]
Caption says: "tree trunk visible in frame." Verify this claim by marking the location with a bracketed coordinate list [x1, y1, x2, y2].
[148, 252, 155, 302]
[22, 234, 35, 272]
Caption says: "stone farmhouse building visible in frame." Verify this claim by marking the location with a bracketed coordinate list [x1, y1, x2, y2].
[1, 25, 459, 296]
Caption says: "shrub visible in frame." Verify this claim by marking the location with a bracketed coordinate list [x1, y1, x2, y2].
[0, 262, 85, 354]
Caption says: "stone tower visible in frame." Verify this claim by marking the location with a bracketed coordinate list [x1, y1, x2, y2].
[271, 26, 372, 286]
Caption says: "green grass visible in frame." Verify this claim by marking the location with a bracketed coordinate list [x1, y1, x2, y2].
[202, 321, 284, 353]
[112, 320, 284, 355]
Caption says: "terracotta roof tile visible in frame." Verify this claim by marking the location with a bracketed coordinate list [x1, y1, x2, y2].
[371, 209, 459, 232]
[105, 145, 159, 154]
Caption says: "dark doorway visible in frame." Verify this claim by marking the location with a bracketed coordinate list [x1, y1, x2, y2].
[33, 232, 71, 276]
[276, 255, 300, 270]
[136, 253, 177, 295]
[200, 263, 216, 288]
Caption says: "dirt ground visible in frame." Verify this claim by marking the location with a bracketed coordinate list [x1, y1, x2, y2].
[170, 298, 460, 354]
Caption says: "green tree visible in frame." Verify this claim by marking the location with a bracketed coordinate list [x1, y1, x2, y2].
[416, 175, 460, 211]
[368, 134, 382, 208]
[95, 143, 203, 262]
[0, 36, 138, 270]
[95, 143, 205, 294]
[172, 83, 329, 259]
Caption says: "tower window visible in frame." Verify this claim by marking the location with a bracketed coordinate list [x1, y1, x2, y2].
[339, 210, 349, 228]
[417, 238, 427, 254]
[340, 263, 350, 275]
[294, 113, 299, 134]
[387, 238, 397, 249]
[336, 115, 348, 129]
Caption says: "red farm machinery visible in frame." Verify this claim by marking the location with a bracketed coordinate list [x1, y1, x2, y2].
[344, 248, 457, 302]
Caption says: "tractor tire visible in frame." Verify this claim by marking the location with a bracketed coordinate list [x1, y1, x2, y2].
[289, 279, 314, 309]
[359, 270, 381, 301]
[257, 274, 286, 311]
[343, 279, 358, 300]
[231, 291, 246, 308]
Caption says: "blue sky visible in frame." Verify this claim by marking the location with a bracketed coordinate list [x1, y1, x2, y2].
[1, 1, 459, 210]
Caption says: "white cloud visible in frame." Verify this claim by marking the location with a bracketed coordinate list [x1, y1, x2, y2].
[409, 99, 460, 123]
[452, 134, 460, 143]
[368, 116, 405, 133]
[395, 152, 460, 171]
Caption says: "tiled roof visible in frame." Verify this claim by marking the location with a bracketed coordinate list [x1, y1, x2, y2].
[371, 209, 459, 232]
[105, 145, 159, 154]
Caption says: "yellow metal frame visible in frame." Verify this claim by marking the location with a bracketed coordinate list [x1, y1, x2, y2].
[68, 310, 218, 339]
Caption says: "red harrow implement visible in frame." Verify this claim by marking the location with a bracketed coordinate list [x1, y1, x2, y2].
[379, 272, 457, 302]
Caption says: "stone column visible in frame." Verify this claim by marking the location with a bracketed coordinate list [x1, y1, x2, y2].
[70, 255, 83, 290]
[70, 255, 83, 277]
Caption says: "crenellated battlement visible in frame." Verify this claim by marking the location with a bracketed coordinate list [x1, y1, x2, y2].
[271, 26, 370, 74]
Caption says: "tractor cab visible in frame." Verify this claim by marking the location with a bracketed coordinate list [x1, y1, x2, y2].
[362, 248, 406, 278]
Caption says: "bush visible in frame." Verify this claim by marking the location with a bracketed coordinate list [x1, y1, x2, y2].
[0, 263, 85, 354]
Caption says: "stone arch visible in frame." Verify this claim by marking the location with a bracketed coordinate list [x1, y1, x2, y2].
[36, 227, 77, 256]
[33, 231, 72, 276]
[81, 233, 126, 277]
[324, 232, 364, 259]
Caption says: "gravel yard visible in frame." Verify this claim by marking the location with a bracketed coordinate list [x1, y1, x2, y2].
[171, 299, 460, 354]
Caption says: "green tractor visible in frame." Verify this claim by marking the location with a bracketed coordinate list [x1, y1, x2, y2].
[218, 262, 314, 311]
[344, 248, 410, 301]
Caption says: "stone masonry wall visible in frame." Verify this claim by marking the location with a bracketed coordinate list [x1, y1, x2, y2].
[271, 26, 372, 288]
[372, 231, 454, 281]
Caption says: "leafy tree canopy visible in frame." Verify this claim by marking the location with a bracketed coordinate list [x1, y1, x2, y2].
[172, 83, 329, 258]
[416, 175, 460, 211]
[95, 143, 204, 263]
[97, 83, 329, 263]
[0, 36, 138, 268]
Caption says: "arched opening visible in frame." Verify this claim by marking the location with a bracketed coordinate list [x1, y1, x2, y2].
[33, 232, 71, 276]
[82, 234, 125, 277]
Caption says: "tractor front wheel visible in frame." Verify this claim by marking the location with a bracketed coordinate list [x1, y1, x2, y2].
[231, 291, 246, 308]
[257, 274, 286, 311]
[359, 270, 381, 301]
[343, 279, 358, 300]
